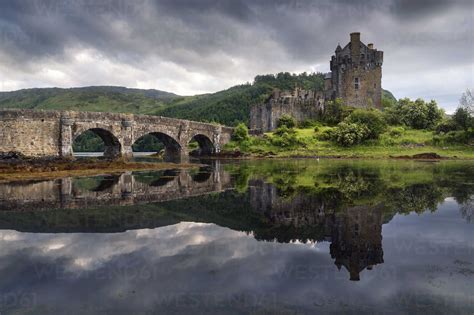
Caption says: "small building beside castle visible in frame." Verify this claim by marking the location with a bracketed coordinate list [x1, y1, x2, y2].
[250, 32, 384, 133]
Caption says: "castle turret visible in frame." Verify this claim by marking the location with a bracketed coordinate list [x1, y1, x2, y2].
[328, 32, 383, 109]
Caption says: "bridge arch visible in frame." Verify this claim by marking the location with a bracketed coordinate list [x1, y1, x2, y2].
[133, 131, 182, 161]
[188, 133, 216, 157]
[72, 127, 122, 159]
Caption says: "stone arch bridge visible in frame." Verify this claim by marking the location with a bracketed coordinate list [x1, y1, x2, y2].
[0, 109, 234, 161]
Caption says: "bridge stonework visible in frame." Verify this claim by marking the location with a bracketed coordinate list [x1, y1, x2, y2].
[0, 109, 233, 161]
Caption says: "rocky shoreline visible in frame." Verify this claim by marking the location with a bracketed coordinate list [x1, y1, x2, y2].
[0, 152, 199, 182]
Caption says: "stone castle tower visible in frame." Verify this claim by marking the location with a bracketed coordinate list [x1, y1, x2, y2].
[325, 32, 384, 109]
[250, 32, 383, 133]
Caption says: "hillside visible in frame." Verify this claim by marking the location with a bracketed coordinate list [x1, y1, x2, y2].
[0, 73, 396, 126]
[0, 86, 180, 115]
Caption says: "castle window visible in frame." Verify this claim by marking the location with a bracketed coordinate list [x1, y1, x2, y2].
[374, 83, 376, 88]
[354, 77, 359, 90]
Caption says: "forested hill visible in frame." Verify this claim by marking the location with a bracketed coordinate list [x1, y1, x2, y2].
[0, 73, 396, 126]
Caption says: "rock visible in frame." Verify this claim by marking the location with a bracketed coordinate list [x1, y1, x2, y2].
[411, 152, 442, 159]
[0, 151, 27, 160]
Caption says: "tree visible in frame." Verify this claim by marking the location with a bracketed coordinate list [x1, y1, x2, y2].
[232, 123, 249, 142]
[396, 98, 443, 129]
[453, 107, 471, 131]
[346, 109, 387, 139]
[460, 88, 473, 115]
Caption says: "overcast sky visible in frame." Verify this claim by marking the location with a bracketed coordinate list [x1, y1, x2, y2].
[0, 0, 472, 112]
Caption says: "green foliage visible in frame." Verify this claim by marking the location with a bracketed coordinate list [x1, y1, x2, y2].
[315, 128, 333, 141]
[298, 119, 317, 129]
[158, 72, 325, 126]
[388, 126, 405, 138]
[271, 126, 301, 148]
[232, 123, 250, 142]
[72, 130, 104, 152]
[381, 89, 397, 109]
[254, 72, 325, 91]
[346, 109, 387, 139]
[322, 98, 353, 125]
[277, 115, 296, 128]
[452, 107, 471, 131]
[433, 130, 474, 145]
[394, 98, 444, 129]
[331, 122, 369, 147]
[132, 134, 165, 152]
[435, 119, 459, 134]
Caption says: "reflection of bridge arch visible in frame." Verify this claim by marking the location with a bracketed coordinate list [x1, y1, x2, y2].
[72, 127, 122, 159]
[191, 167, 212, 183]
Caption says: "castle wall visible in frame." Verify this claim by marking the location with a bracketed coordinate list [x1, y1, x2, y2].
[250, 96, 323, 133]
[341, 66, 382, 108]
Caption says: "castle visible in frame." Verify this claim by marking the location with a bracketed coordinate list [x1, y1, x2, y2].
[250, 32, 384, 132]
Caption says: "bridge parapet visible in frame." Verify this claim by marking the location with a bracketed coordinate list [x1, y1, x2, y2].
[0, 109, 234, 161]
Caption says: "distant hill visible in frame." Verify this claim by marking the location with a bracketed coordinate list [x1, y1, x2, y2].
[0, 74, 396, 126]
[0, 86, 180, 115]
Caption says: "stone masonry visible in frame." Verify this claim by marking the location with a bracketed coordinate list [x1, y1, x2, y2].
[250, 32, 383, 132]
[0, 109, 233, 161]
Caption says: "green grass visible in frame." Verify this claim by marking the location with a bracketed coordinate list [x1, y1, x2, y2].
[224, 126, 474, 159]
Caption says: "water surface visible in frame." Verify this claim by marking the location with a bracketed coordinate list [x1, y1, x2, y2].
[0, 160, 473, 314]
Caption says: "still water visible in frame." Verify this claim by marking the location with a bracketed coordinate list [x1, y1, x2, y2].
[0, 159, 473, 314]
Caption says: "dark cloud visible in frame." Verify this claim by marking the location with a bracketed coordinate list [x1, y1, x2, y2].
[0, 0, 472, 110]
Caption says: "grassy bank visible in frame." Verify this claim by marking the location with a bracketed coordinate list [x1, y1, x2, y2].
[224, 126, 474, 159]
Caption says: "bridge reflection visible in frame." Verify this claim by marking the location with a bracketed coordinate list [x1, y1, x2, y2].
[0, 166, 232, 211]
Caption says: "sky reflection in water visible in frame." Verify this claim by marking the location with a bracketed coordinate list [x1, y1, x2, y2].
[0, 160, 473, 314]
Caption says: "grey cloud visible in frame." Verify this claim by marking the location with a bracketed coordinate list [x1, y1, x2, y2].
[0, 0, 472, 108]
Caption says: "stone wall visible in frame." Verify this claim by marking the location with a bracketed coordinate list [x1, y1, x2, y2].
[250, 90, 324, 133]
[0, 109, 234, 160]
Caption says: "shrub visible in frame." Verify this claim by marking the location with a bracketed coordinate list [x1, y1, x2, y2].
[435, 119, 458, 134]
[271, 132, 300, 148]
[332, 122, 368, 147]
[389, 126, 405, 138]
[274, 125, 295, 136]
[298, 119, 316, 128]
[316, 128, 333, 141]
[346, 109, 387, 139]
[232, 123, 249, 142]
[313, 126, 320, 133]
[277, 115, 296, 128]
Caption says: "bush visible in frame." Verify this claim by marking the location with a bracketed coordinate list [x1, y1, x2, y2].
[436, 130, 474, 145]
[435, 120, 458, 134]
[298, 119, 316, 128]
[389, 126, 405, 138]
[277, 115, 296, 128]
[232, 123, 249, 142]
[313, 126, 320, 133]
[315, 128, 333, 141]
[332, 122, 368, 147]
[346, 109, 387, 139]
[271, 130, 301, 148]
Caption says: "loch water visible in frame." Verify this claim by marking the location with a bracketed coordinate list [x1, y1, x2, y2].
[0, 159, 473, 314]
